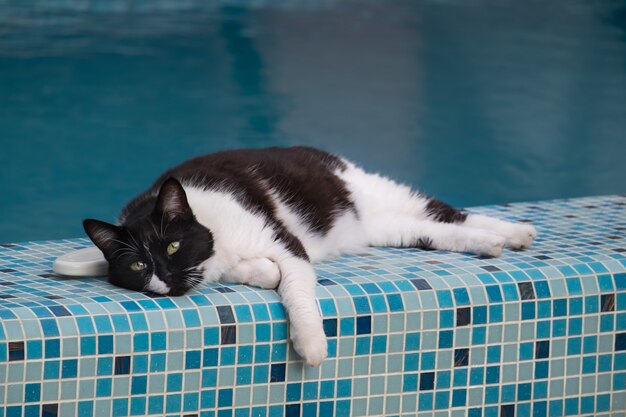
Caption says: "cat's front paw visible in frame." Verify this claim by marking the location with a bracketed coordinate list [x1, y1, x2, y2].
[222, 258, 281, 289]
[291, 323, 328, 367]
[248, 258, 281, 289]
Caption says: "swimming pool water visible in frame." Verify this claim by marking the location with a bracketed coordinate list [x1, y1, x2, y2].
[1, 0, 625, 243]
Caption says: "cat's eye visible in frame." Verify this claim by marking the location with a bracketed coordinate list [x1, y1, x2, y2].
[130, 261, 146, 272]
[167, 241, 181, 255]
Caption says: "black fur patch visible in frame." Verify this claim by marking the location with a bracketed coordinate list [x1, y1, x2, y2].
[120, 146, 354, 258]
[425, 198, 468, 224]
[413, 237, 434, 250]
[274, 228, 310, 261]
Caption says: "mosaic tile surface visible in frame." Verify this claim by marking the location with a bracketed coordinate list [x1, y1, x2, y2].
[1, 195, 626, 417]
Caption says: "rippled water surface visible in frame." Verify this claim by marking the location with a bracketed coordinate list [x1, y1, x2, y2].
[1, 0, 626, 243]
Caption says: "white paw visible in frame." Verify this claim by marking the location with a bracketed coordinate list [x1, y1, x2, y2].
[224, 258, 281, 289]
[504, 224, 537, 249]
[290, 323, 328, 367]
[250, 258, 281, 289]
[474, 234, 505, 258]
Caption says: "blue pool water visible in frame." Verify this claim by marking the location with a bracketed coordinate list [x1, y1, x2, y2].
[1, 0, 626, 244]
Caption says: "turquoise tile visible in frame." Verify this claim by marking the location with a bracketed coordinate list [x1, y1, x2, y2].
[1, 196, 626, 417]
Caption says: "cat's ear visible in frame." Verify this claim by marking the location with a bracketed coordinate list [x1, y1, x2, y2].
[155, 178, 192, 222]
[83, 219, 123, 259]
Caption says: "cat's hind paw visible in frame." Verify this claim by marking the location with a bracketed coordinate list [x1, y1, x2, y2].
[503, 224, 538, 250]
[464, 231, 505, 258]
[476, 234, 506, 258]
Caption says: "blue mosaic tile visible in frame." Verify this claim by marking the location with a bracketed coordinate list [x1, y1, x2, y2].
[1, 195, 626, 416]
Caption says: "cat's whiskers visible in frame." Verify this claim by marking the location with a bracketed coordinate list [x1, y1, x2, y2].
[184, 269, 202, 279]
[111, 247, 139, 260]
[111, 247, 133, 256]
[183, 270, 204, 289]
[110, 239, 138, 252]
[149, 222, 162, 240]
[116, 252, 138, 261]
[126, 232, 141, 251]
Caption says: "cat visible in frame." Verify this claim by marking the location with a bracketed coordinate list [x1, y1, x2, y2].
[83, 146, 537, 366]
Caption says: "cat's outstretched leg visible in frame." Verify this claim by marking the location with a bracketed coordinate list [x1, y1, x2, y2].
[222, 258, 281, 289]
[423, 198, 537, 249]
[273, 254, 327, 366]
[463, 214, 537, 249]
[366, 214, 506, 257]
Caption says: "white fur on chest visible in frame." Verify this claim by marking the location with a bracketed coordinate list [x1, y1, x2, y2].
[183, 186, 278, 280]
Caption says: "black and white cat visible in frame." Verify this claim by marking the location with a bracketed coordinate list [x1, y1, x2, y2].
[83, 146, 537, 366]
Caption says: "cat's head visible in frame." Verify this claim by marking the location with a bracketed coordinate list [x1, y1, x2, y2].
[83, 178, 214, 296]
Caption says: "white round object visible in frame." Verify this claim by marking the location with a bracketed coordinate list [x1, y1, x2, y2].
[53, 247, 108, 277]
